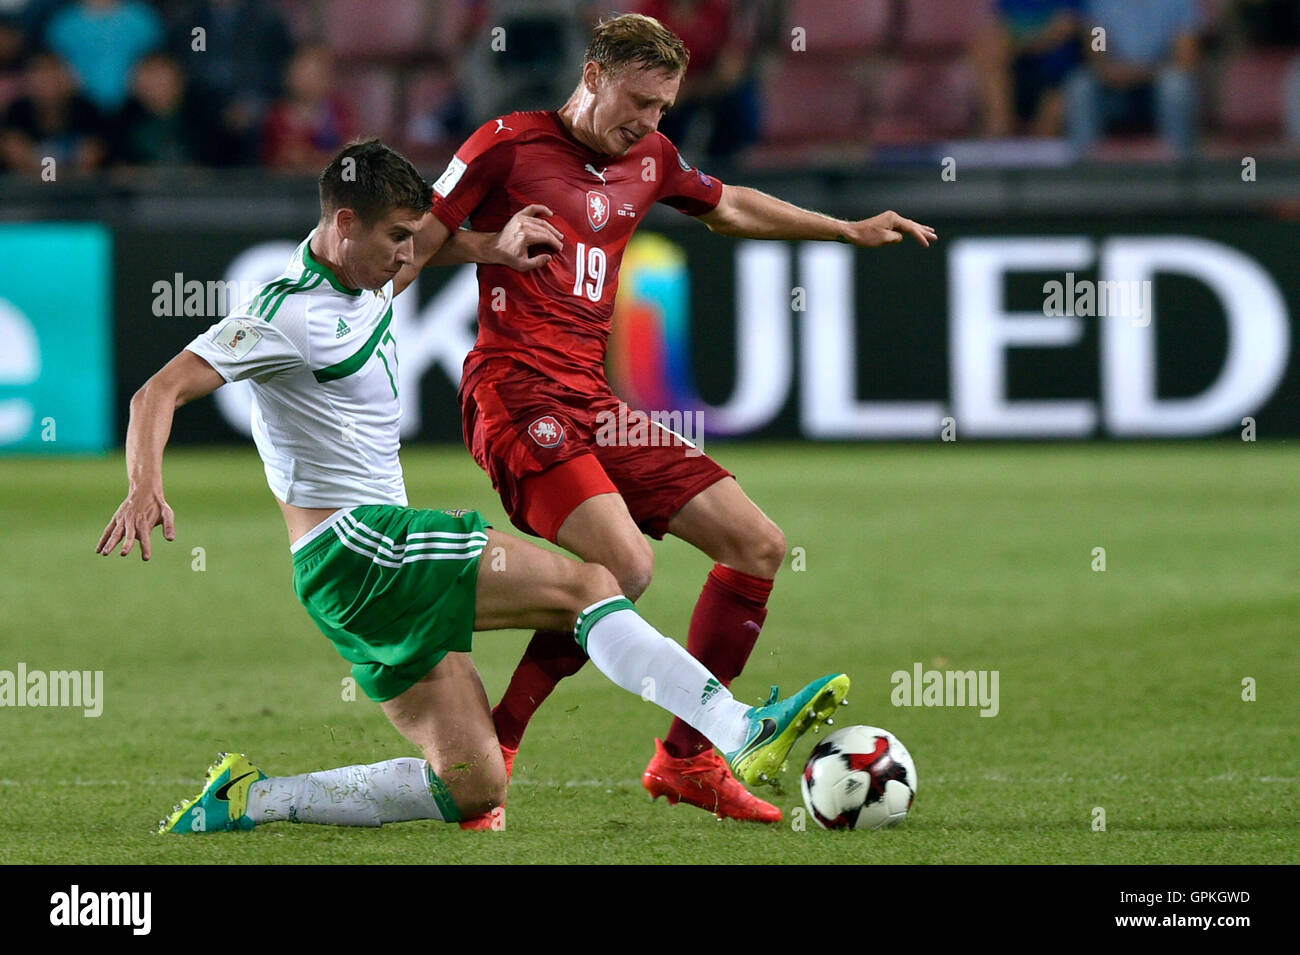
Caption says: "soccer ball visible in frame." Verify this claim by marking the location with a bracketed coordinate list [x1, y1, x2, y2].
[801, 725, 917, 830]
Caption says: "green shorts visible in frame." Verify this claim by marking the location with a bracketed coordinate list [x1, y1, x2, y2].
[292, 505, 491, 702]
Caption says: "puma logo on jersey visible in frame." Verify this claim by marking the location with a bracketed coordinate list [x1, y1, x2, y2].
[335, 318, 351, 339]
[494, 119, 513, 134]
[584, 163, 608, 185]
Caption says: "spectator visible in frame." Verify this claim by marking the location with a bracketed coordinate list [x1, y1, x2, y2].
[460, 1, 594, 121]
[261, 46, 357, 173]
[972, 1, 1083, 138]
[1065, 0, 1201, 157]
[165, 0, 296, 166]
[1227, 1, 1300, 145]
[1231, 0, 1300, 45]
[45, 0, 163, 113]
[0, 49, 108, 174]
[13, 0, 64, 42]
[635, 0, 762, 163]
[1289, 60, 1300, 144]
[111, 51, 213, 166]
[403, 72, 472, 155]
[404, 0, 486, 153]
[0, 14, 27, 114]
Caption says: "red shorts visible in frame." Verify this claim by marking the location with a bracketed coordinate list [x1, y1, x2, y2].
[460, 359, 732, 541]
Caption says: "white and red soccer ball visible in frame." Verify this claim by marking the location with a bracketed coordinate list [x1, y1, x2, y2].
[801, 725, 918, 830]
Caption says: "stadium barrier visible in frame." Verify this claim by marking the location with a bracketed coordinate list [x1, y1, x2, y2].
[1, 170, 1295, 451]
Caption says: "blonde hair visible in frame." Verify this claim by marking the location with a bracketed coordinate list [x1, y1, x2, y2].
[585, 13, 690, 77]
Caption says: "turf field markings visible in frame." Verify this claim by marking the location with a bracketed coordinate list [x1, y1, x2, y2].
[0, 778, 197, 787]
[5, 775, 1295, 787]
[499, 774, 1300, 787]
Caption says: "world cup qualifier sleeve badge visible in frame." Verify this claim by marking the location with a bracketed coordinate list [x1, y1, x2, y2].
[527, 415, 565, 448]
[213, 318, 261, 358]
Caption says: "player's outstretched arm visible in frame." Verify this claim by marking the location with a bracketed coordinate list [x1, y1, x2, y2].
[698, 184, 937, 248]
[393, 204, 564, 296]
[96, 351, 224, 561]
[432, 204, 564, 269]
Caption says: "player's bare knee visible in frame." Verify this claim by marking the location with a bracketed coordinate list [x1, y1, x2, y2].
[607, 536, 654, 600]
[754, 521, 787, 577]
[456, 791, 505, 820]
[444, 764, 507, 819]
[614, 554, 654, 602]
[573, 562, 621, 608]
[461, 779, 507, 820]
[726, 519, 785, 578]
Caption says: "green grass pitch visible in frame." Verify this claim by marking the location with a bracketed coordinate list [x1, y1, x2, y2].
[1, 443, 1295, 864]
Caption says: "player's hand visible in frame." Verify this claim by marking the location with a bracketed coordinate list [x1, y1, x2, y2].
[850, 211, 938, 248]
[492, 204, 564, 271]
[96, 488, 175, 561]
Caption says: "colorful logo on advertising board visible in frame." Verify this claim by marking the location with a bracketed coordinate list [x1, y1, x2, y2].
[0, 225, 112, 452]
[606, 233, 703, 419]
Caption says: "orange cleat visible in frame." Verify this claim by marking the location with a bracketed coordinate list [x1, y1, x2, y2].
[642, 738, 782, 823]
[458, 743, 518, 831]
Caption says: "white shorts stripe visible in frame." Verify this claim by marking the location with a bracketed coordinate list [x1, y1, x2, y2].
[334, 514, 487, 568]
[333, 525, 486, 568]
[341, 514, 487, 558]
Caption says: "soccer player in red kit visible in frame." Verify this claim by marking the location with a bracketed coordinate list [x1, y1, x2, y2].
[430, 13, 937, 825]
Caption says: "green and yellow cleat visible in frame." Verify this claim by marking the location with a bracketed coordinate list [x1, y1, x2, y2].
[725, 674, 851, 788]
[158, 752, 266, 834]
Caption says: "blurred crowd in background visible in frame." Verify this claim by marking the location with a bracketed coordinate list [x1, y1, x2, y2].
[0, 0, 1297, 178]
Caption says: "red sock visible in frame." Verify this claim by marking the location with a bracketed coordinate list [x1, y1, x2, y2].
[662, 564, 773, 759]
[492, 629, 589, 751]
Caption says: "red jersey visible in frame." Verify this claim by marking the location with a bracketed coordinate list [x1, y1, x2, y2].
[430, 110, 724, 396]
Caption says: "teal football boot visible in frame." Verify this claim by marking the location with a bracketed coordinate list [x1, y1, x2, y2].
[158, 752, 266, 833]
[726, 674, 850, 787]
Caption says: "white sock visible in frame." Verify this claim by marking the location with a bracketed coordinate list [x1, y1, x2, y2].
[245, 757, 461, 826]
[576, 597, 753, 753]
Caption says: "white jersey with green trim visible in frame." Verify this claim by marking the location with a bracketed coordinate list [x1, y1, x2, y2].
[185, 230, 406, 508]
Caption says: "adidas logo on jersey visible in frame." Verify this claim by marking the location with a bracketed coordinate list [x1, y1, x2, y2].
[335, 318, 351, 339]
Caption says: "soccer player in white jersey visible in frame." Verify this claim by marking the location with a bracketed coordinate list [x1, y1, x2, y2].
[97, 139, 848, 832]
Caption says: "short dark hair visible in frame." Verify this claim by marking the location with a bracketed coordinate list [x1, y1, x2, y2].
[318, 139, 431, 226]
[585, 13, 689, 77]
